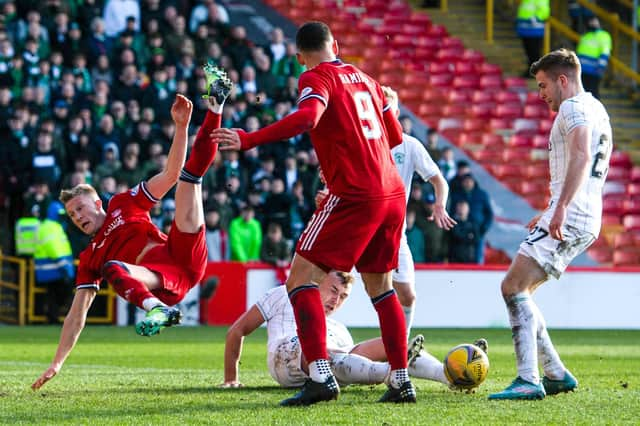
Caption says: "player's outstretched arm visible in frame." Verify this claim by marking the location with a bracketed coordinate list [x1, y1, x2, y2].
[31, 288, 97, 390]
[221, 304, 265, 388]
[549, 125, 591, 240]
[211, 98, 326, 151]
[146, 94, 193, 199]
[428, 173, 457, 230]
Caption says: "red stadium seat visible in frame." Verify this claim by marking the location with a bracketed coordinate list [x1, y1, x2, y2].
[462, 49, 485, 62]
[523, 164, 549, 179]
[428, 73, 453, 88]
[454, 61, 475, 75]
[630, 166, 640, 183]
[503, 148, 532, 162]
[624, 199, 640, 215]
[538, 119, 553, 134]
[519, 179, 549, 195]
[494, 103, 523, 120]
[495, 90, 521, 104]
[469, 103, 495, 119]
[607, 167, 631, 183]
[428, 62, 451, 75]
[623, 214, 640, 230]
[442, 36, 464, 49]
[453, 75, 480, 90]
[588, 246, 613, 264]
[492, 164, 523, 179]
[503, 77, 528, 90]
[628, 183, 640, 197]
[614, 232, 637, 249]
[513, 118, 538, 135]
[479, 74, 503, 90]
[426, 24, 448, 37]
[612, 249, 640, 266]
[462, 118, 487, 132]
[603, 197, 626, 216]
[442, 103, 467, 118]
[477, 62, 503, 76]
[487, 118, 513, 131]
[409, 12, 432, 26]
[610, 150, 632, 168]
[471, 90, 494, 103]
[457, 131, 484, 146]
[531, 135, 549, 149]
[509, 134, 533, 148]
[602, 214, 622, 226]
[523, 104, 549, 119]
[438, 117, 463, 132]
[435, 47, 464, 63]
[446, 90, 472, 105]
[480, 133, 504, 146]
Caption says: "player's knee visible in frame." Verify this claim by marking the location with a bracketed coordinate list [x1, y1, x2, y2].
[101, 260, 130, 284]
[500, 277, 520, 300]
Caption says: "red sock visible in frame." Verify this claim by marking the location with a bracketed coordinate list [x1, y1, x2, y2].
[102, 261, 156, 309]
[184, 111, 221, 178]
[372, 290, 408, 370]
[289, 285, 327, 362]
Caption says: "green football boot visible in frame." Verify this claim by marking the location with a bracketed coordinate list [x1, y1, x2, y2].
[135, 305, 182, 337]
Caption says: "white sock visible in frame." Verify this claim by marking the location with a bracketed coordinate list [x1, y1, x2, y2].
[408, 351, 449, 385]
[309, 359, 333, 383]
[531, 302, 566, 379]
[402, 304, 415, 336]
[210, 103, 223, 114]
[389, 368, 409, 389]
[506, 292, 540, 384]
[330, 353, 389, 385]
[142, 297, 165, 312]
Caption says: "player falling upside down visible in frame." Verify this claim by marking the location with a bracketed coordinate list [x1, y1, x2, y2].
[222, 270, 454, 390]
[31, 66, 234, 391]
[211, 21, 413, 405]
[489, 49, 612, 400]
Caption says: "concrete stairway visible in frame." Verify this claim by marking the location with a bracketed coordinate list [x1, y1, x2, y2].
[411, 0, 640, 163]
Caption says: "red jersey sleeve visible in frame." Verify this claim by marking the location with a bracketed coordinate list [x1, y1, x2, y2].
[118, 181, 160, 212]
[75, 249, 100, 291]
[297, 70, 332, 108]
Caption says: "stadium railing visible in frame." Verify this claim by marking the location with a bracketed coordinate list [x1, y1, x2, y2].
[0, 253, 27, 325]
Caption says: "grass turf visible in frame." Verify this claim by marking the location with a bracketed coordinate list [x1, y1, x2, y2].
[0, 326, 638, 425]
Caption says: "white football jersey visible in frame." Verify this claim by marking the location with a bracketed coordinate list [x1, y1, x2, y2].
[391, 133, 440, 205]
[256, 286, 354, 359]
[542, 91, 612, 236]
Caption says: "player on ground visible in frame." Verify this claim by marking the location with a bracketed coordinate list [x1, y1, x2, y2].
[222, 271, 452, 390]
[211, 21, 412, 405]
[31, 67, 234, 391]
[489, 49, 612, 400]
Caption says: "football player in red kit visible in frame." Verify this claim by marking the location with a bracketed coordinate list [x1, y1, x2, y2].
[31, 67, 233, 391]
[211, 21, 413, 406]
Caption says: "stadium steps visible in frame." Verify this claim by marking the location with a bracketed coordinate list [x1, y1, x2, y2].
[411, 0, 640, 164]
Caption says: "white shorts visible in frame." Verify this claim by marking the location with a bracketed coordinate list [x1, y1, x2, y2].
[518, 219, 595, 279]
[392, 236, 415, 285]
[267, 336, 307, 388]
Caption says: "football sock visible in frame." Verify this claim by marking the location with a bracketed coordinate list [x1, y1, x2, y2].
[308, 359, 333, 383]
[330, 353, 389, 385]
[101, 261, 155, 309]
[289, 284, 328, 377]
[531, 302, 567, 380]
[372, 290, 408, 371]
[408, 351, 449, 385]
[142, 297, 165, 311]
[402, 304, 415, 336]
[506, 292, 540, 384]
[183, 110, 221, 179]
[389, 368, 410, 389]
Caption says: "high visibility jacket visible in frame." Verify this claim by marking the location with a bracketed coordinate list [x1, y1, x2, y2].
[577, 29, 612, 76]
[34, 219, 75, 283]
[15, 217, 39, 256]
[516, 0, 550, 38]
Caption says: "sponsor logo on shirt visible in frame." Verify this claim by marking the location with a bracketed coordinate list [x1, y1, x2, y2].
[103, 215, 125, 238]
[111, 209, 121, 218]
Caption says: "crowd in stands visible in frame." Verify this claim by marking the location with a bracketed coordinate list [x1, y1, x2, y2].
[1, 0, 492, 267]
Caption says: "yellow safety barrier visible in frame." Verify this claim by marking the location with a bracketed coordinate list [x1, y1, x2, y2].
[27, 259, 117, 324]
[0, 254, 27, 325]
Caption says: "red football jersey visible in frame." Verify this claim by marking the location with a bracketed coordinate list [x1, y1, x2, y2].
[297, 60, 404, 200]
[76, 182, 167, 290]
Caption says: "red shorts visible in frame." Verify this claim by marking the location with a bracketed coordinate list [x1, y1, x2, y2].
[140, 223, 207, 306]
[296, 194, 405, 273]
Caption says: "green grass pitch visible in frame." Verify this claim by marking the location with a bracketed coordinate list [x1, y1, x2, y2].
[1, 326, 638, 425]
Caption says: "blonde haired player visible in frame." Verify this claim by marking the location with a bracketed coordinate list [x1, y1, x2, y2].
[489, 48, 612, 400]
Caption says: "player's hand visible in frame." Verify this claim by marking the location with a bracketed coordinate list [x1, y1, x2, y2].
[31, 365, 60, 391]
[219, 381, 243, 388]
[549, 205, 566, 241]
[526, 213, 542, 231]
[429, 204, 457, 230]
[211, 128, 242, 151]
[315, 188, 328, 208]
[170, 94, 193, 127]
[381, 85, 399, 116]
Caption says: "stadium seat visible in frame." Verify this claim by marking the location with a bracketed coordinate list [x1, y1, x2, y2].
[503, 77, 528, 90]
[607, 167, 631, 183]
[469, 102, 494, 119]
[409, 12, 432, 26]
[503, 148, 532, 162]
[487, 118, 513, 131]
[588, 246, 613, 263]
[479, 75, 503, 90]
[623, 199, 640, 215]
[435, 47, 464, 63]
[602, 214, 622, 225]
[512, 118, 538, 135]
[442, 36, 464, 49]
[428, 73, 454, 88]
[524, 164, 549, 179]
[630, 166, 640, 182]
[495, 90, 521, 104]
[538, 119, 553, 134]
[628, 183, 640, 197]
[612, 249, 640, 266]
[428, 62, 451, 75]
[523, 104, 549, 119]
[426, 24, 448, 37]
[446, 90, 472, 105]
[531, 135, 549, 149]
[471, 90, 494, 104]
[509, 134, 533, 148]
[462, 118, 487, 132]
[603, 197, 625, 216]
[477, 62, 503, 77]
[462, 49, 485, 62]
[518, 179, 549, 195]
[604, 181, 628, 196]
[442, 103, 467, 118]
[614, 232, 637, 249]
[623, 214, 640, 230]
[454, 61, 475, 75]
[610, 150, 632, 168]
[494, 103, 523, 120]
[480, 133, 504, 146]
[491, 164, 522, 179]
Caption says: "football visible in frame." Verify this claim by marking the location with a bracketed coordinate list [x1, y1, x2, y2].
[443, 343, 490, 390]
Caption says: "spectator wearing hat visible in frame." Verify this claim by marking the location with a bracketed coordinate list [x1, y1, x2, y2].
[94, 142, 121, 182]
[448, 173, 493, 264]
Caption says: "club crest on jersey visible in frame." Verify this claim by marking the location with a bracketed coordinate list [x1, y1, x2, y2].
[111, 209, 121, 218]
[394, 152, 405, 165]
[130, 184, 139, 196]
[300, 87, 312, 98]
